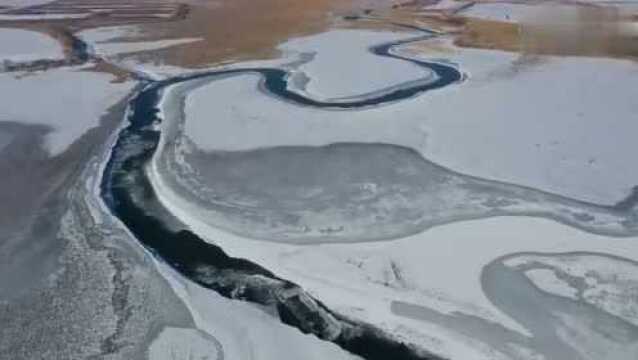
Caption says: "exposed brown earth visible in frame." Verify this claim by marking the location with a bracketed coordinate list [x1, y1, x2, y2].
[124, 0, 384, 67]
[1, 0, 399, 71]
[3, 0, 638, 72]
[516, 5, 638, 59]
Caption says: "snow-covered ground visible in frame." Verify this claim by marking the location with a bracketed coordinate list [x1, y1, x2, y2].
[459, 1, 638, 23]
[183, 30, 638, 205]
[0, 129, 12, 152]
[458, 2, 538, 23]
[523, 268, 579, 300]
[154, 261, 358, 360]
[421, 0, 471, 12]
[78, 25, 202, 58]
[279, 29, 434, 100]
[0, 13, 90, 20]
[0, 66, 133, 155]
[147, 327, 222, 360]
[506, 252, 638, 327]
[0, 0, 56, 11]
[412, 49, 638, 205]
[0, 28, 64, 63]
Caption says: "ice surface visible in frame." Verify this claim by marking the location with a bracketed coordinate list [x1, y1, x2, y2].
[422, 0, 471, 12]
[0, 129, 12, 152]
[78, 26, 202, 57]
[0, 67, 133, 155]
[279, 29, 433, 100]
[0, 0, 56, 10]
[459, 2, 537, 23]
[148, 327, 222, 360]
[0, 13, 89, 20]
[524, 268, 579, 300]
[506, 253, 638, 327]
[0, 28, 64, 62]
[155, 261, 359, 360]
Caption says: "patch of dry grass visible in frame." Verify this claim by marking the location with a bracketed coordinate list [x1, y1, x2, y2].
[454, 18, 521, 52]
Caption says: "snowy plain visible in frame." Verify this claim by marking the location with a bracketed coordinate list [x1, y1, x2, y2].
[506, 252, 638, 327]
[154, 260, 358, 360]
[0, 0, 55, 10]
[0, 28, 64, 63]
[279, 29, 434, 100]
[78, 25, 202, 58]
[458, 2, 538, 23]
[0, 13, 90, 20]
[0, 67, 134, 155]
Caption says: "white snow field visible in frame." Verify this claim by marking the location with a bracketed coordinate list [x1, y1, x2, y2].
[78, 25, 202, 57]
[460, 1, 638, 25]
[183, 30, 638, 205]
[155, 261, 358, 360]
[459, 2, 537, 23]
[0, 129, 12, 152]
[421, 0, 471, 12]
[279, 29, 434, 100]
[0, 66, 133, 155]
[0, 14, 90, 20]
[0, 0, 56, 10]
[523, 268, 579, 300]
[147, 327, 222, 360]
[0, 28, 64, 62]
[506, 253, 638, 327]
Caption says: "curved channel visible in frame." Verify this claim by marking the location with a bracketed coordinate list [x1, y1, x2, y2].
[100, 32, 460, 360]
